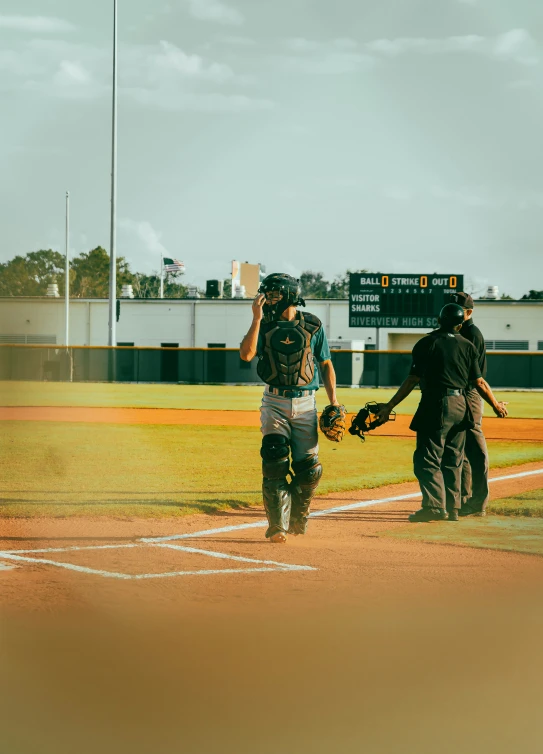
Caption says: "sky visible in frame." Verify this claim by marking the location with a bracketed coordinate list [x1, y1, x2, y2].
[1, 0, 542, 298]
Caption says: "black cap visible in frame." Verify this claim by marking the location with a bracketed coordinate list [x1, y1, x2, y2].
[449, 291, 474, 309]
[439, 303, 465, 330]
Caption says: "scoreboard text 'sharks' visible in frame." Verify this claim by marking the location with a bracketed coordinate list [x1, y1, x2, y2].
[349, 273, 464, 329]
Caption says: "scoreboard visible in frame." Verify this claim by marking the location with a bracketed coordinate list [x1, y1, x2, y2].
[349, 273, 464, 329]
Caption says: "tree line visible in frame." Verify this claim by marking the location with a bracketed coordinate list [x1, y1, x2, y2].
[0, 248, 541, 300]
[0, 248, 356, 299]
[0, 247, 188, 299]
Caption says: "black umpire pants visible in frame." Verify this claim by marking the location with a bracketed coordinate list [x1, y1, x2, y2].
[413, 395, 467, 511]
[461, 388, 489, 512]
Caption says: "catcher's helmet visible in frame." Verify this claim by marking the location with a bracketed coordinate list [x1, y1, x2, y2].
[438, 303, 465, 331]
[258, 273, 305, 320]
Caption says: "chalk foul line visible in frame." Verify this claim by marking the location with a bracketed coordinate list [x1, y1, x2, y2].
[142, 467, 543, 544]
[0, 541, 315, 580]
[0, 467, 541, 580]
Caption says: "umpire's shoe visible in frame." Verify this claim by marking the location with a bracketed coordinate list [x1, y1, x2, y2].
[408, 507, 448, 522]
[459, 505, 486, 518]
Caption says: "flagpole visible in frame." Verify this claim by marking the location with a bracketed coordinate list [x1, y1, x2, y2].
[160, 254, 164, 299]
[108, 0, 118, 346]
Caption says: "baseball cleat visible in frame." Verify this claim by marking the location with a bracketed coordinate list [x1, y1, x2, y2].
[288, 519, 307, 536]
[459, 506, 486, 517]
[269, 532, 287, 543]
[448, 510, 459, 521]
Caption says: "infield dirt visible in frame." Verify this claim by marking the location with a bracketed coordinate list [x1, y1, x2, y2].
[2, 430, 543, 753]
[1, 462, 542, 613]
[2, 405, 543, 441]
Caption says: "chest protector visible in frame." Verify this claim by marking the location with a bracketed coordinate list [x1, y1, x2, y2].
[257, 313, 322, 387]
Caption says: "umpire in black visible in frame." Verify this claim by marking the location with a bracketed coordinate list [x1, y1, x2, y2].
[451, 292, 494, 517]
[377, 303, 507, 521]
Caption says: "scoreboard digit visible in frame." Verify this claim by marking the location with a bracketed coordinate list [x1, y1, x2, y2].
[349, 273, 464, 329]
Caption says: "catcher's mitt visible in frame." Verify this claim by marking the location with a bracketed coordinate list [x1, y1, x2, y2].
[348, 401, 395, 442]
[319, 404, 347, 443]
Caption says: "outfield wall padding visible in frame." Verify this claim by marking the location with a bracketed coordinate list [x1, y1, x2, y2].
[0, 345, 542, 389]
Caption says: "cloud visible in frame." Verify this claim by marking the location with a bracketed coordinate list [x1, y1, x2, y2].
[0, 38, 266, 108]
[286, 38, 319, 53]
[432, 186, 498, 208]
[2, 41, 103, 99]
[493, 29, 538, 66]
[124, 87, 273, 112]
[287, 52, 374, 75]
[124, 40, 256, 88]
[7, 39, 106, 86]
[53, 60, 92, 86]
[0, 49, 40, 77]
[0, 15, 76, 33]
[381, 186, 414, 202]
[150, 40, 235, 83]
[430, 186, 543, 210]
[186, 0, 244, 26]
[366, 35, 483, 56]
[507, 78, 534, 90]
[281, 38, 373, 74]
[120, 219, 168, 262]
[365, 29, 538, 65]
[280, 261, 302, 279]
[213, 35, 256, 46]
[279, 30, 539, 74]
[119, 41, 263, 107]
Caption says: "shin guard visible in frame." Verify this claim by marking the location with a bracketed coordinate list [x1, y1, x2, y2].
[261, 434, 291, 538]
[289, 455, 322, 535]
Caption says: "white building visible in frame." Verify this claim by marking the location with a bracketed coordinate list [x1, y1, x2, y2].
[1, 297, 542, 351]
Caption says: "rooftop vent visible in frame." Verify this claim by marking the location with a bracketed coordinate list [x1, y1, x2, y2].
[485, 286, 499, 300]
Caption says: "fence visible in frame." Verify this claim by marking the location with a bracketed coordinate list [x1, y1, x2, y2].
[1, 345, 542, 389]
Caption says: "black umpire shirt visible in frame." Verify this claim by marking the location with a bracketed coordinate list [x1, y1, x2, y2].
[459, 318, 487, 379]
[410, 330, 482, 392]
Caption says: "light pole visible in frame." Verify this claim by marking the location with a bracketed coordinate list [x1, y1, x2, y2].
[108, 0, 118, 346]
[64, 190, 70, 346]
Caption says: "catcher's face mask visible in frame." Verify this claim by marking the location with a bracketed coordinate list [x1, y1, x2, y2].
[348, 402, 395, 442]
[262, 290, 290, 321]
[264, 290, 283, 306]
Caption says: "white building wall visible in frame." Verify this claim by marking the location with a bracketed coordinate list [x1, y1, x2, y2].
[1, 298, 542, 350]
[115, 300, 193, 347]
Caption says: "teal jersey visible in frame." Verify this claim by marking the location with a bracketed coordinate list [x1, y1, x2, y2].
[257, 315, 331, 391]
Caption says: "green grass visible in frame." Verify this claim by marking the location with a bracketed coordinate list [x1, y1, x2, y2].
[381, 517, 543, 557]
[487, 488, 543, 518]
[1, 420, 543, 519]
[2, 381, 543, 418]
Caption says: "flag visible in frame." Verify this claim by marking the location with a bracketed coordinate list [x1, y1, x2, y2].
[163, 258, 185, 274]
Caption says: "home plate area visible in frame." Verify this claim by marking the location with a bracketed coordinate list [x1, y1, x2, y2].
[2, 468, 542, 582]
[0, 540, 315, 580]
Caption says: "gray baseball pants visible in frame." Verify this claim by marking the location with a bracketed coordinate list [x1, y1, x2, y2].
[461, 388, 490, 512]
[413, 395, 467, 511]
[260, 389, 319, 462]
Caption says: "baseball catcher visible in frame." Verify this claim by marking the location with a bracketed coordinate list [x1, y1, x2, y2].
[349, 401, 395, 441]
[239, 272, 340, 543]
